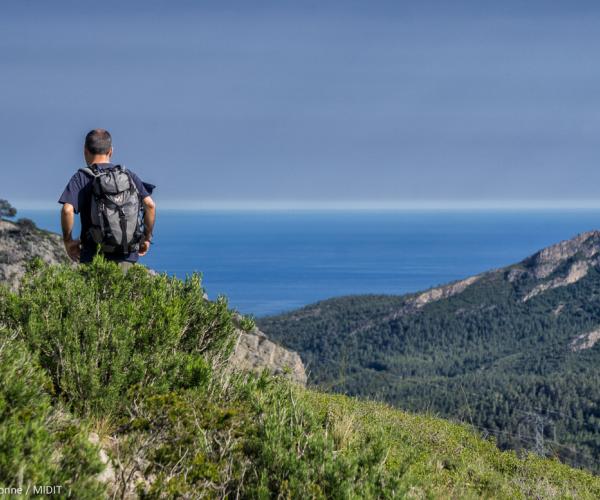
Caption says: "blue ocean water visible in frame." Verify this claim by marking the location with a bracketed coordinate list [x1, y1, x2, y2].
[18, 209, 600, 317]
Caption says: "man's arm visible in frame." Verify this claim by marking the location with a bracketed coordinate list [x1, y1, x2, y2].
[61, 203, 80, 261]
[138, 196, 155, 257]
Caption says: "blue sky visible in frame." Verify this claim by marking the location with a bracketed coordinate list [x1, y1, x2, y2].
[2, 1, 600, 209]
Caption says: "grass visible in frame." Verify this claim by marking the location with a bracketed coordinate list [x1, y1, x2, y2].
[301, 390, 600, 498]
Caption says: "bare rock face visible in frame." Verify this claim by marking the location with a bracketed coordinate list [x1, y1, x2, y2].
[230, 320, 307, 385]
[570, 329, 600, 352]
[523, 231, 600, 279]
[344, 275, 482, 337]
[523, 260, 593, 302]
[516, 231, 600, 301]
[0, 219, 68, 289]
[412, 275, 480, 308]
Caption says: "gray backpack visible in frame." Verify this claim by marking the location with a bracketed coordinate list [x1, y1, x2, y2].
[80, 165, 144, 254]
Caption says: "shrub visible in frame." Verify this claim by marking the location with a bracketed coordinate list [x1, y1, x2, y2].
[0, 328, 104, 497]
[3, 257, 237, 416]
[240, 376, 401, 499]
[111, 386, 250, 498]
[16, 218, 37, 232]
[109, 372, 402, 499]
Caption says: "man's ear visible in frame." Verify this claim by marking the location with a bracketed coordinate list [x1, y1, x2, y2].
[108, 146, 113, 158]
[84, 147, 92, 165]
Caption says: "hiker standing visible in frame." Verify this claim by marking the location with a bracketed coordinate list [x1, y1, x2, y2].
[59, 129, 156, 269]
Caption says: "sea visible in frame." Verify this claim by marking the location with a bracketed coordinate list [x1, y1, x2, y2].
[19, 209, 600, 317]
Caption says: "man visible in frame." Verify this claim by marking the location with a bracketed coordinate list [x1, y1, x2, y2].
[59, 129, 156, 268]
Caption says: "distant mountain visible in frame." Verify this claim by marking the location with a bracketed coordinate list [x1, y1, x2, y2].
[259, 231, 600, 473]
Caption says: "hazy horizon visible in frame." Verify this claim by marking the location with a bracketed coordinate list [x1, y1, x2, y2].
[11, 199, 600, 212]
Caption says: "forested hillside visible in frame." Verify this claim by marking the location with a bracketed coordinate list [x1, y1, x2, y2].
[259, 231, 600, 473]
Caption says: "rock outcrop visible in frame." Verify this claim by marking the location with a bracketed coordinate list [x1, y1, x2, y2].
[523, 260, 593, 302]
[411, 275, 481, 308]
[523, 231, 600, 279]
[0, 219, 68, 289]
[517, 231, 600, 301]
[231, 317, 307, 385]
[341, 275, 482, 338]
[570, 329, 600, 352]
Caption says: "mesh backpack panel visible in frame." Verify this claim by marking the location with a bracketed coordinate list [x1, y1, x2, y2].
[80, 165, 144, 254]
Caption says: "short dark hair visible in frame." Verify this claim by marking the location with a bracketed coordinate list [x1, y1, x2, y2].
[84, 129, 112, 155]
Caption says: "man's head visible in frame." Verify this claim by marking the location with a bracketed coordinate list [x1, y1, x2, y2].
[84, 129, 113, 165]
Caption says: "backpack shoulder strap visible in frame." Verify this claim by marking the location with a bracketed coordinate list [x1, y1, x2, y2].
[116, 165, 139, 195]
[79, 166, 98, 177]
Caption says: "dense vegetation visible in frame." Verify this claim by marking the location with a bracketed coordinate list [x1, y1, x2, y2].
[260, 256, 600, 474]
[1, 258, 600, 497]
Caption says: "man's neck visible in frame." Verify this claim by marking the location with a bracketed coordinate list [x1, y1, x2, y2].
[87, 155, 112, 166]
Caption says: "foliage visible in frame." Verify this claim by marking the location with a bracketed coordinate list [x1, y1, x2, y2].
[2, 256, 237, 417]
[109, 372, 600, 499]
[15, 217, 37, 232]
[0, 199, 16, 219]
[240, 375, 399, 499]
[259, 264, 600, 473]
[237, 313, 256, 332]
[0, 328, 104, 497]
[105, 370, 403, 498]
[107, 385, 248, 498]
[300, 390, 600, 499]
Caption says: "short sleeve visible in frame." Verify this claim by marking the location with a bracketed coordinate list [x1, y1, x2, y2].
[129, 171, 154, 198]
[58, 172, 88, 213]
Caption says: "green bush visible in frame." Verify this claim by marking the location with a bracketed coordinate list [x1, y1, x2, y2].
[0, 328, 104, 497]
[112, 385, 249, 498]
[109, 372, 403, 499]
[240, 375, 401, 499]
[3, 257, 237, 416]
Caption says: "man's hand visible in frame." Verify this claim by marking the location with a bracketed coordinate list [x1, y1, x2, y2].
[64, 238, 81, 262]
[138, 240, 151, 256]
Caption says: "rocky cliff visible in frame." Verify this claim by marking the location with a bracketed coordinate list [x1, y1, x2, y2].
[0, 219, 69, 289]
[230, 319, 307, 384]
[0, 217, 306, 385]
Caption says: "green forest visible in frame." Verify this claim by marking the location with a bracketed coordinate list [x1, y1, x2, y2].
[259, 249, 600, 474]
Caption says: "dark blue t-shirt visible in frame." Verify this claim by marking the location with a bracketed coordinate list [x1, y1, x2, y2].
[58, 163, 155, 263]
